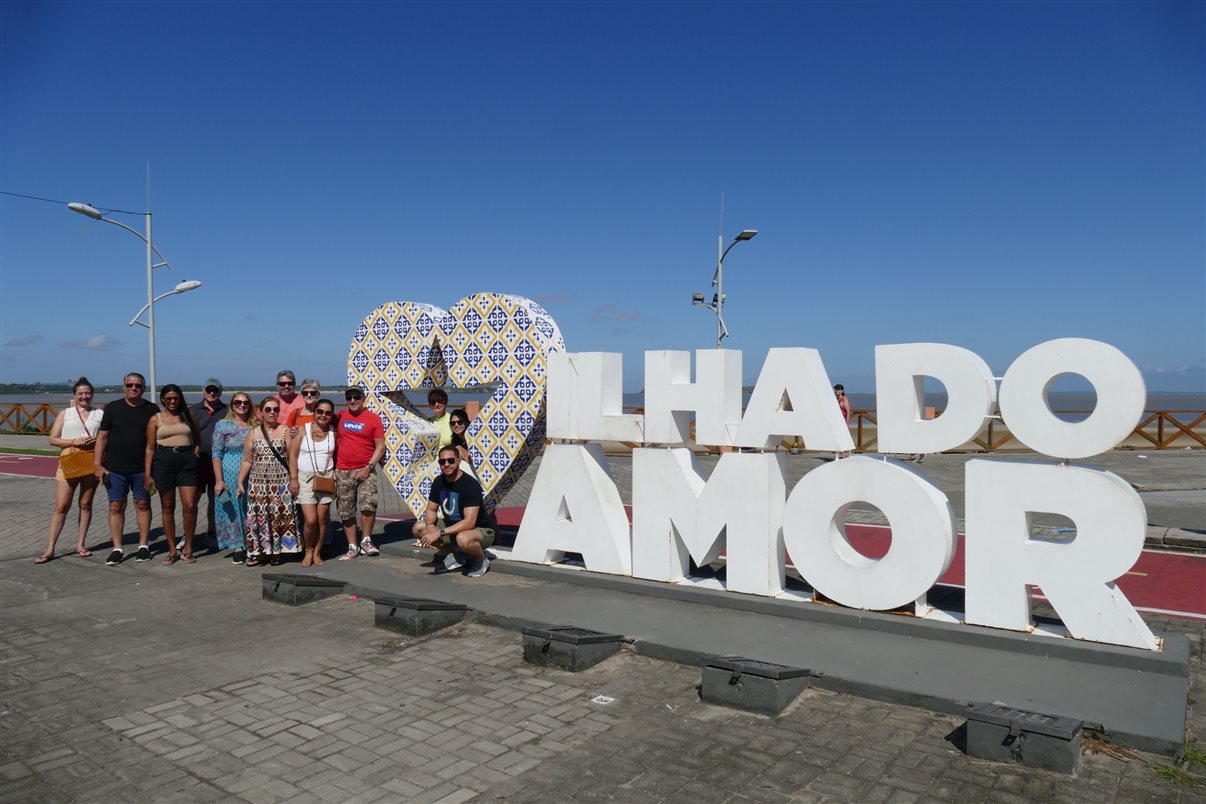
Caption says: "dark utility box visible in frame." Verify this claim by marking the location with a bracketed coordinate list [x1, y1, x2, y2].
[261, 574, 347, 606]
[374, 597, 468, 636]
[522, 626, 623, 672]
[700, 656, 811, 716]
[965, 704, 1083, 775]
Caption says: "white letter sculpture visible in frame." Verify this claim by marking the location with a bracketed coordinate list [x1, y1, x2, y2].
[733, 347, 854, 451]
[511, 444, 631, 575]
[632, 448, 786, 596]
[644, 350, 743, 446]
[998, 338, 1146, 459]
[547, 352, 644, 443]
[875, 343, 997, 454]
[963, 459, 1156, 650]
[783, 456, 956, 610]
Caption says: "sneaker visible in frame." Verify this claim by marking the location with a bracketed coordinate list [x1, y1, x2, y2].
[105, 549, 123, 566]
[135, 545, 152, 562]
[338, 544, 360, 561]
[441, 552, 465, 573]
[360, 538, 379, 557]
[231, 551, 245, 565]
[175, 537, 185, 551]
[467, 557, 491, 578]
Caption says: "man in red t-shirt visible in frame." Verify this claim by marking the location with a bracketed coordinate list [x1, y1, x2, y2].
[335, 386, 386, 559]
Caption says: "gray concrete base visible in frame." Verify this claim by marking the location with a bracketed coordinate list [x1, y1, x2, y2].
[701, 657, 811, 716]
[305, 547, 1191, 755]
[373, 596, 468, 636]
[966, 704, 1084, 775]
[261, 573, 347, 606]
[522, 625, 623, 672]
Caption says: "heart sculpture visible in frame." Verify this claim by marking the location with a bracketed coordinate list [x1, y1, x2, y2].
[347, 293, 565, 517]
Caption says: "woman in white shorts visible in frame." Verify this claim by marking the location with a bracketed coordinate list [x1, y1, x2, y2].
[288, 398, 337, 567]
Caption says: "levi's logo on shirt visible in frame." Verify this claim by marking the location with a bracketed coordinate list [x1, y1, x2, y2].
[343, 421, 365, 432]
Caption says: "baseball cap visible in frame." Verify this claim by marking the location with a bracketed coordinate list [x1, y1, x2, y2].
[203, 378, 223, 393]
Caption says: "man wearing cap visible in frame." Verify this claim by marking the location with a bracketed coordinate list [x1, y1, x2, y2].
[189, 379, 227, 546]
[335, 386, 385, 560]
[414, 445, 496, 577]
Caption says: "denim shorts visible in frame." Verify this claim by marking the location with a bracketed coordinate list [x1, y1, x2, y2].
[105, 470, 150, 503]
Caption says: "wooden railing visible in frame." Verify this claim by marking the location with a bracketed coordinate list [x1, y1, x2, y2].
[3, 401, 1204, 451]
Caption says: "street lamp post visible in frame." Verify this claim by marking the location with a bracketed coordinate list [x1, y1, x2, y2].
[67, 201, 182, 399]
[693, 229, 757, 348]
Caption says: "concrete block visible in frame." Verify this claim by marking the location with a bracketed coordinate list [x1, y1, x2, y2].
[965, 704, 1083, 774]
[261, 574, 347, 606]
[700, 656, 810, 716]
[374, 597, 468, 636]
[522, 626, 623, 672]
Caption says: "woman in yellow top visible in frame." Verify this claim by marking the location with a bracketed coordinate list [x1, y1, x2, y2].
[145, 384, 202, 564]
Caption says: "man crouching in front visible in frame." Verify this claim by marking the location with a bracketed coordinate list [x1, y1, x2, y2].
[413, 445, 496, 577]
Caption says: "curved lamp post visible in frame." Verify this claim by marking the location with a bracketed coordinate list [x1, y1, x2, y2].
[129, 280, 203, 327]
[67, 201, 187, 399]
[692, 229, 757, 348]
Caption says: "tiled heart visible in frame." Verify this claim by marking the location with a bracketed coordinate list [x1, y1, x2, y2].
[347, 293, 564, 516]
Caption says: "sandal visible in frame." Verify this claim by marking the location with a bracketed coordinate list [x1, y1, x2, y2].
[246, 557, 264, 567]
[34, 553, 54, 565]
[162, 553, 179, 565]
[182, 553, 196, 564]
[269, 556, 283, 566]
[76, 548, 93, 558]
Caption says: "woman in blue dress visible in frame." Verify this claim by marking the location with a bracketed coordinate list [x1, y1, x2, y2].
[211, 392, 255, 564]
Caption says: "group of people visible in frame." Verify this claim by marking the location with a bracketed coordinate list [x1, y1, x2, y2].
[38, 372, 496, 578]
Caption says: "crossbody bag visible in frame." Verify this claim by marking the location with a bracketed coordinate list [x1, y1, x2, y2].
[58, 409, 96, 480]
[306, 426, 336, 494]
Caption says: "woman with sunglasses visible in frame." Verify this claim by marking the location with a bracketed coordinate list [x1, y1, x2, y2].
[288, 398, 337, 567]
[211, 392, 256, 564]
[37, 376, 104, 563]
[448, 408, 476, 476]
[285, 378, 322, 429]
[145, 385, 203, 564]
[237, 398, 300, 566]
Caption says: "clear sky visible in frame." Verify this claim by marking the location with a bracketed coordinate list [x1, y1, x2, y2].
[2, 1, 1202, 394]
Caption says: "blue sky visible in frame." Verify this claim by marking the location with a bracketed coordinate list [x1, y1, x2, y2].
[2, 1, 1202, 393]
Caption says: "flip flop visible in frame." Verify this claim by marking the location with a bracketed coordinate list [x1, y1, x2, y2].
[163, 553, 179, 565]
[182, 553, 196, 564]
[76, 549, 93, 558]
[34, 554, 54, 564]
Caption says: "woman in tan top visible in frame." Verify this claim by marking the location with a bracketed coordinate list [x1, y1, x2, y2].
[145, 384, 202, 564]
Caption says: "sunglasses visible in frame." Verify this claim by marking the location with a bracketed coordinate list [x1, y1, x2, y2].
[345, 394, 364, 401]
[262, 406, 280, 413]
[315, 409, 334, 417]
[301, 390, 319, 397]
[232, 400, 250, 407]
[204, 387, 220, 394]
[125, 383, 144, 389]
[438, 457, 457, 466]
[451, 419, 467, 426]
[277, 381, 294, 387]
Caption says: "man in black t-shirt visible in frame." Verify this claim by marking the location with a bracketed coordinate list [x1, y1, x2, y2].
[93, 372, 160, 565]
[413, 445, 496, 577]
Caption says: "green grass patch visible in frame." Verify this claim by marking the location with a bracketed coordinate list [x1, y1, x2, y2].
[0, 447, 58, 456]
[1181, 742, 1206, 767]
[1151, 763, 1204, 787]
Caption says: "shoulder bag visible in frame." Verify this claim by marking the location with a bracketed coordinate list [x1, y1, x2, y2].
[58, 409, 96, 480]
[307, 425, 336, 495]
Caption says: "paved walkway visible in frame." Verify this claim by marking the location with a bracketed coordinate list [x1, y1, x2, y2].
[1, 468, 1204, 802]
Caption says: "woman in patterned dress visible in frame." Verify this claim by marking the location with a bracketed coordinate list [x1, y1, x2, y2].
[237, 397, 300, 566]
[211, 392, 255, 564]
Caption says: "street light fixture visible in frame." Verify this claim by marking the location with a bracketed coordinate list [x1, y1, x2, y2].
[692, 228, 758, 348]
[129, 280, 203, 327]
[68, 199, 186, 399]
